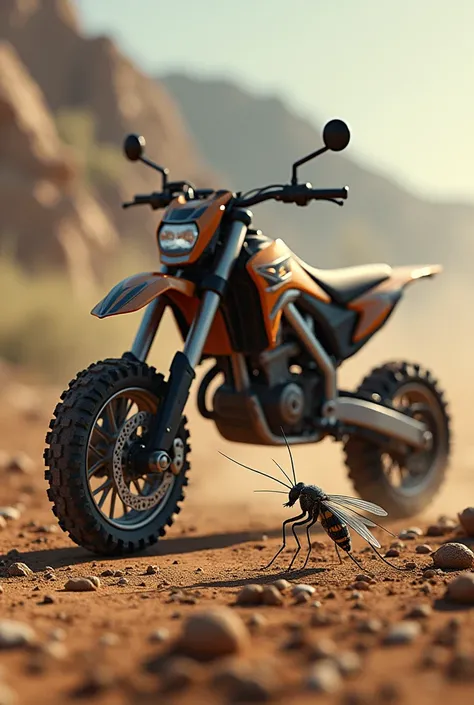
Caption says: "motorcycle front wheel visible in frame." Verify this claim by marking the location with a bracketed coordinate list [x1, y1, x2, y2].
[44, 354, 190, 555]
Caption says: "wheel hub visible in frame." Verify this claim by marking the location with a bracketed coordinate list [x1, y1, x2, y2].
[113, 411, 174, 511]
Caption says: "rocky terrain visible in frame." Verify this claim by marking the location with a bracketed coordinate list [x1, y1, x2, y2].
[0, 0, 216, 289]
[0, 364, 473, 705]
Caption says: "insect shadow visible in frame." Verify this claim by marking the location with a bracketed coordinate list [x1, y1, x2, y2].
[219, 429, 415, 576]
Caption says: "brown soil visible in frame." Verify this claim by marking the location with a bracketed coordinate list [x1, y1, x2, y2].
[0, 375, 473, 705]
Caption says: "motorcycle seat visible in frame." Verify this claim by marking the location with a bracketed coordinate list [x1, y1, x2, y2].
[300, 261, 392, 305]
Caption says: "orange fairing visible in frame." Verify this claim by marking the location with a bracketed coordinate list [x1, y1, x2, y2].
[348, 264, 442, 342]
[91, 272, 233, 355]
[159, 191, 233, 266]
[247, 239, 331, 348]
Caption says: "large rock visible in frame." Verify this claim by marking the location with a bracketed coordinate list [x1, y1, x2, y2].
[0, 0, 219, 279]
[0, 41, 119, 290]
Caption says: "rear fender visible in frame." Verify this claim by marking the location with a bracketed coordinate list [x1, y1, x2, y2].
[348, 264, 442, 343]
[91, 273, 195, 319]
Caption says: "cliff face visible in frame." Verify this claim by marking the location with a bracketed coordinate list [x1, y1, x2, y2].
[0, 0, 216, 287]
[0, 41, 119, 292]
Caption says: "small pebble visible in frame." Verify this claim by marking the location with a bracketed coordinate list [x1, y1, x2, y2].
[398, 530, 418, 540]
[357, 618, 382, 634]
[148, 628, 170, 643]
[101, 569, 114, 577]
[294, 591, 311, 605]
[405, 562, 417, 570]
[355, 574, 372, 583]
[247, 613, 267, 629]
[64, 578, 97, 592]
[432, 543, 474, 570]
[390, 541, 405, 549]
[426, 524, 447, 537]
[117, 578, 128, 586]
[292, 584, 315, 597]
[0, 507, 21, 521]
[146, 565, 159, 575]
[458, 507, 474, 537]
[334, 651, 363, 677]
[0, 620, 36, 648]
[272, 579, 291, 592]
[308, 638, 337, 661]
[114, 570, 124, 578]
[99, 633, 120, 647]
[383, 621, 421, 645]
[39, 595, 55, 605]
[262, 585, 284, 606]
[445, 573, 474, 605]
[236, 585, 263, 606]
[423, 569, 437, 579]
[86, 576, 101, 588]
[7, 562, 33, 578]
[416, 544, 432, 554]
[406, 603, 432, 619]
[177, 607, 249, 660]
[161, 656, 202, 693]
[385, 549, 400, 558]
[306, 659, 343, 693]
[352, 581, 371, 591]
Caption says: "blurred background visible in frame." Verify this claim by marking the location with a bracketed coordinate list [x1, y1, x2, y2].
[0, 0, 473, 512]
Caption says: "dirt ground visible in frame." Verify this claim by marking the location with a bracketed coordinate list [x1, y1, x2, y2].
[0, 354, 473, 705]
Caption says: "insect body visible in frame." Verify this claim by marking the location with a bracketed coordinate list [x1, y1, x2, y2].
[219, 431, 414, 574]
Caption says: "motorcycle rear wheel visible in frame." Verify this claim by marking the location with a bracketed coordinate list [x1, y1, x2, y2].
[343, 361, 450, 518]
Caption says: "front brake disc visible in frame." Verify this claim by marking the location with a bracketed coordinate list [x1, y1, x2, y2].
[112, 411, 174, 510]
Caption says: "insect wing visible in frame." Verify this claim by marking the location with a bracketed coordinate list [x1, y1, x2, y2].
[326, 494, 388, 517]
[322, 501, 381, 548]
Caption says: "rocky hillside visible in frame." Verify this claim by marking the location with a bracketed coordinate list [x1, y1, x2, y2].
[163, 74, 474, 280]
[0, 0, 216, 287]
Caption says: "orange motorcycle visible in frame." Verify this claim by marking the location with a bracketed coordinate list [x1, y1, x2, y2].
[44, 120, 450, 555]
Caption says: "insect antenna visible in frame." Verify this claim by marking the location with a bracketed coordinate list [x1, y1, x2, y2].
[369, 543, 414, 571]
[218, 451, 292, 490]
[271, 458, 294, 487]
[253, 490, 287, 494]
[280, 427, 297, 486]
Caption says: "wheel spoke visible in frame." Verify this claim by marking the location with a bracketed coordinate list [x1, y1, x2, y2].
[89, 443, 106, 460]
[132, 480, 142, 495]
[105, 402, 118, 435]
[92, 478, 112, 497]
[121, 499, 129, 516]
[92, 424, 113, 445]
[109, 489, 117, 519]
[97, 485, 112, 509]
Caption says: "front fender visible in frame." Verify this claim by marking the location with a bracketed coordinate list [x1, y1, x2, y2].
[91, 273, 196, 318]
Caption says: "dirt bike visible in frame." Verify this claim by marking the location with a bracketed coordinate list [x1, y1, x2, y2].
[44, 119, 450, 555]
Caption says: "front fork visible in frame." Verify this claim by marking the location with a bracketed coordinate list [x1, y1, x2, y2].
[130, 210, 251, 472]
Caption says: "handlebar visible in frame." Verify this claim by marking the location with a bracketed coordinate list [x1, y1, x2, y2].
[122, 184, 349, 211]
[233, 184, 349, 208]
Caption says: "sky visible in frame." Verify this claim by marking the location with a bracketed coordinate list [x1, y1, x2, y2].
[75, 0, 474, 203]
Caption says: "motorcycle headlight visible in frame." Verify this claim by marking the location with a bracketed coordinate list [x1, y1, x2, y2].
[158, 223, 199, 255]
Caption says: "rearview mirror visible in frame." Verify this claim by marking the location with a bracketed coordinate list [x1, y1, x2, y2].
[322, 119, 351, 152]
[124, 133, 146, 161]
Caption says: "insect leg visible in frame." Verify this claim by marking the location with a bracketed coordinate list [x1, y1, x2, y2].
[287, 515, 313, 572]
[370, 543, 414, 571]
[263, 512, 307, 570]
[346, 551, 375, 577]
[335, 544, 343, 565]
[301, 516, 319, 570]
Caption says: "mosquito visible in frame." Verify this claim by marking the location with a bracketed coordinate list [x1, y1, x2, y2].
[219, 430, 414, 574]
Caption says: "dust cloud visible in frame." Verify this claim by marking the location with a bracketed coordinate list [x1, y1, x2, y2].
[172, 279, 473, 526]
